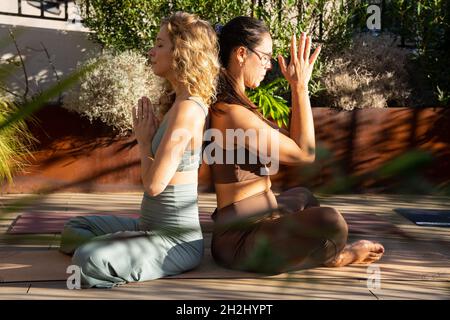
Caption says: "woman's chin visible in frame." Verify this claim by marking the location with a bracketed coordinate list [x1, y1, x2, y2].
[248, 82, 261, 89]
[151, 68, 162, 77]
[150, 65, 165, 77]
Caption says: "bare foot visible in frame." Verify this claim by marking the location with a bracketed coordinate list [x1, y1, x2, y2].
[324, 240, 385, 267]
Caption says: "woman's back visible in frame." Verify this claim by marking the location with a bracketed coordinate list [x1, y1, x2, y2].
[210, 102, 272, 209]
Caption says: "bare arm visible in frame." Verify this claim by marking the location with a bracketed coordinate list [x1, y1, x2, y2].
[278, 32, 321, 163]
[138, 142, 156, 194]
[221, 33, 321, 166]
[222, 104, 311, 165]
[289, 87, 315, 163]
[138, 100, 205, 196]
[133, 96, 158, 194]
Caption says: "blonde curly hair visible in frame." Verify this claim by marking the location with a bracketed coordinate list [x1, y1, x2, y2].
[159, 12, 220, 114]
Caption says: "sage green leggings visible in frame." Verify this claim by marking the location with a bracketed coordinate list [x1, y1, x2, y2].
[59, 184, 203, 289]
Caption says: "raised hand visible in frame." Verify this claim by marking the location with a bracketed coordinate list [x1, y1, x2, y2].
[132, 96, 159, 145]
[277, 32, 321, 91]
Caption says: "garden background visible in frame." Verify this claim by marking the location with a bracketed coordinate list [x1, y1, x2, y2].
[1, 0, 449, 195]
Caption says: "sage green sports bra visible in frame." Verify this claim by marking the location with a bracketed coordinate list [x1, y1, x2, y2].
[151, 97, 209, 172]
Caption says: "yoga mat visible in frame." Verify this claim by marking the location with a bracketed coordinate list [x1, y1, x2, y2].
[7, 211, 214, 235]
[7, 211, 400, 237]
[343, 213, 407, 237]
[393, 208, 450, 227]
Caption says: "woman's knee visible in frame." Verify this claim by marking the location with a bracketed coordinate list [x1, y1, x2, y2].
[295, 187, 320, 207]
[60, 222, 85, 255]
[59, 217, 95, 255]
[278, 187, 320, 213]
[317, 207, 348, 239]
[72, 244, 110, 279]
[72, 244, 93, 271]
[311, 207, 348, 235]
[64, 216, 85, 228]
[59, 227, 75, 255]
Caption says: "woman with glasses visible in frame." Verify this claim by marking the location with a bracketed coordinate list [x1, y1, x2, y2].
[208, 16, 384, 273]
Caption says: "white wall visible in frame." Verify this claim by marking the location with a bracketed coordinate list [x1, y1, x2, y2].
[0, 0, 101, 102]
[0, 0, 90, 32]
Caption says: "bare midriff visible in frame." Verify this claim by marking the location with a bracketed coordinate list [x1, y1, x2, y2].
[214, 176, 273, 209]
[166, 170, 198, 185]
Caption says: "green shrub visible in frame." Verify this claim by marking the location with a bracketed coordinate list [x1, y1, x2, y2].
[63, 50, 163, 134]
[246, 0, 367, 110]
[76, 0, 250, 53]
[384, 0, 450, 105]
[320, 33, 413, 110]
[248, 77, 290, 128]
[76, 0, 367, 114]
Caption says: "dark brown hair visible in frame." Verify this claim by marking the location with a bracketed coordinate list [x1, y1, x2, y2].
[213, 16, 269, 116]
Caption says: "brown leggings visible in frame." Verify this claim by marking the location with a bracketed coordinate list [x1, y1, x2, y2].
[211, 187, 348, 274]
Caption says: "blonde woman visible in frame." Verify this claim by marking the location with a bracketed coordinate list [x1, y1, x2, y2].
[60, 12, 220, 289]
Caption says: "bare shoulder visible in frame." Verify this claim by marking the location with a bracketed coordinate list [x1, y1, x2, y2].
[173, 99, 207, 115]
[170, 99, 207, 127]
[214, 102, 288, 135]
[225, 103, 269, 131]
[224, 103, 254, 116]
[215, 102, 259, 122]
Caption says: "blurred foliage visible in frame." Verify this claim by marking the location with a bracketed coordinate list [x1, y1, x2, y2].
[383, 0, 450, 106]
[0, 99, 36, 184]
[0, 61, 100, 133]
[436, 86, 450, 105]
[296, 145, 448, 195]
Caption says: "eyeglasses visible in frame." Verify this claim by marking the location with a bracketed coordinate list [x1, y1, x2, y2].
[247, 47, 272, 67]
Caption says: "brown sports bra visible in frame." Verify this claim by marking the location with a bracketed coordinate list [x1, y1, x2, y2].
[209, 105, 285, 184]
[209, 144, 268, 184]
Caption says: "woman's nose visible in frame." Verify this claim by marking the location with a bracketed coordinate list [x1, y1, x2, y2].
[148, 47, 155, 57]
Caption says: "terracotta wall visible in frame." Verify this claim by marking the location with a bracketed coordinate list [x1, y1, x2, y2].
[1, 105, 449, 194]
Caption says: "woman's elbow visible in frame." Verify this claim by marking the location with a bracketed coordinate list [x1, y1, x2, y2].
[297, 155, 315, 165]
[297, 147, 316, 164]
[304, 153, 316, 164]
[283, 153, 315, 165]
[145, 183, 165, 197]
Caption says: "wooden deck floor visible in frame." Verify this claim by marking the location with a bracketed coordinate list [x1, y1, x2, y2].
[0, 193, 449, 300]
